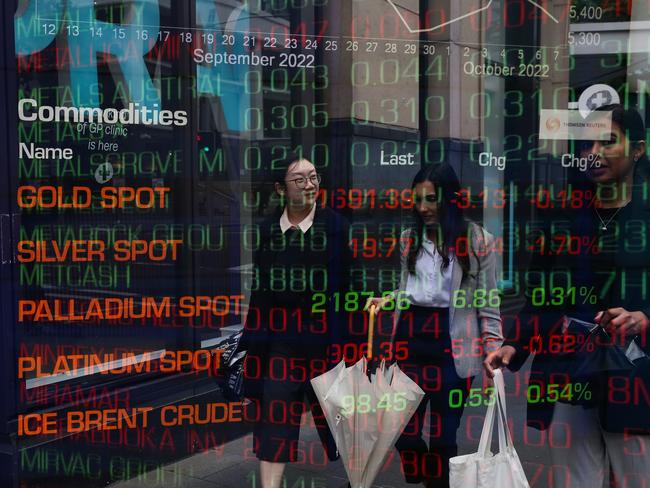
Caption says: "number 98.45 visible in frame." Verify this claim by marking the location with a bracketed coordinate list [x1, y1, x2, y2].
[341, 392, 407, 415]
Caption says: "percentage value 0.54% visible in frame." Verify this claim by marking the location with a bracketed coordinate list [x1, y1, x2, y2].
[531, 286, 598, 306]
[527, 382, 593, 404]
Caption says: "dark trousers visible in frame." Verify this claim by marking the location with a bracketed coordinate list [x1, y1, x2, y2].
[393, 306, 472, 487]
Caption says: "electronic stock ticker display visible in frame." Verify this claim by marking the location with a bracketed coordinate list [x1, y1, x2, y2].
[3, 0, 650, 487]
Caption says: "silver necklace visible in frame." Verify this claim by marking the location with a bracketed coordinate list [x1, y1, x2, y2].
[594, 205, 625, 230]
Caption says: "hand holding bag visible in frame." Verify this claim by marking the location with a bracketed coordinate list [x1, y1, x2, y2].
[563, 317, 638, 376]
[449, 369, 529, 488]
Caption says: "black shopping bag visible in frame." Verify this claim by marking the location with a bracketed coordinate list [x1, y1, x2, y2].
[565, 318, 636, 378]
[213, 330, 246, 400]
[554, 318, 637, 406]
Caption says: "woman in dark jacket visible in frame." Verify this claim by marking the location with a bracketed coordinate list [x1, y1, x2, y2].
[485, 105, 650, 487]
[240, 157, 352, 488]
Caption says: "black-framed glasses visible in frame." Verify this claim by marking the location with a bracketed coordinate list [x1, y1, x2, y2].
[286, 174, 321, 189]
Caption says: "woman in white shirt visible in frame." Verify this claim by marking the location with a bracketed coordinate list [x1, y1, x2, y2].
[368, 163, 503, 488]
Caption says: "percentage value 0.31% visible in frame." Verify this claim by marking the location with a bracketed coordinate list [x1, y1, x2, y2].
[527, 382, 593, 404]
[531, 286, 598, 306]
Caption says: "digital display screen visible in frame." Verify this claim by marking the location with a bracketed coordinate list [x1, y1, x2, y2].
[3, 0, 650, 486]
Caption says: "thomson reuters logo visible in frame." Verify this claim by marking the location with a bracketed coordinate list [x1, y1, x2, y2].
[546, 117, 561, 132]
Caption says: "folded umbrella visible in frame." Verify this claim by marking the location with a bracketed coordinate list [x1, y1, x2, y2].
[362, 361, 425, 485]
[311, 305, 425, 488]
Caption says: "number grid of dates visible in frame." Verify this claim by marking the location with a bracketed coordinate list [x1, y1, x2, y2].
[50, 22, 565, 74]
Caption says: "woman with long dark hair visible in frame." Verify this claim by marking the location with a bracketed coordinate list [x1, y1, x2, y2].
[368, 163, 503, 488]
[485, 104, 650, 487]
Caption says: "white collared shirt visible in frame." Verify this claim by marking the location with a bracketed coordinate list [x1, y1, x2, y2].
[405, 233, 453, 307]
[279, 205, 316, 234]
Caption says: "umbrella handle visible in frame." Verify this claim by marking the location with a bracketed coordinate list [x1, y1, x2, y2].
[367, 304, 376, 359]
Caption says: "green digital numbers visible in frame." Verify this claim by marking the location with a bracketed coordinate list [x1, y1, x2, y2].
[452, 289, 501, 309]
[449, 387, 495, 408]
[341, 392, 408, 416]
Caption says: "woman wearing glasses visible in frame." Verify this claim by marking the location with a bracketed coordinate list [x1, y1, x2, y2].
[240, 157, 352, 488]
[484, 104, 650, 487]
[367, 163, 503, 488]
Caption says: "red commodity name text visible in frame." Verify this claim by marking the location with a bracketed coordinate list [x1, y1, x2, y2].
[17, 239, 183, 262]
[18, 295, 244, 322]
[18, 403, 244, 436]
[19, 349, 224, 378]
[17, 186, 170, 209]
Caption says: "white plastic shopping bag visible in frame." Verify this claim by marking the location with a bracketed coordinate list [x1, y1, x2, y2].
[449, 369, 530, 488]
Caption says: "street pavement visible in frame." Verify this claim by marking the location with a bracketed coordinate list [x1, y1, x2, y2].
[109, 356, 557, 488]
